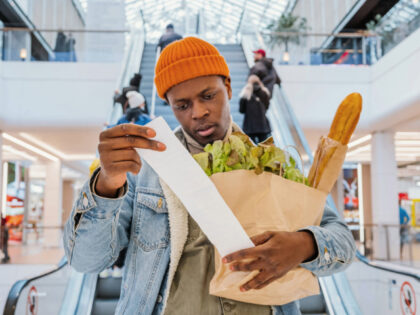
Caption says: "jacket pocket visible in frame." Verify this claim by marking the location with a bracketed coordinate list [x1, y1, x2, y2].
[135, 188, 169, 251]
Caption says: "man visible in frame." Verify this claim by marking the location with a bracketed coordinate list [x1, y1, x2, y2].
[250, 49, 281, 96]
[157, 24, 183, 52]
[64, 37, 356, 315]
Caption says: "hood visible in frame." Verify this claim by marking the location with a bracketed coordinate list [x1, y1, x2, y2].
[260, 57, 274, 69]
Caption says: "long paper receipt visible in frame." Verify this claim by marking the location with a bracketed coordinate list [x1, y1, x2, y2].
[137, 117, 254, 257]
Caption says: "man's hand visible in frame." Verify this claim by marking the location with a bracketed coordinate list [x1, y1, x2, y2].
[96, 124, 166, 197]
[222, 231, 317, 292]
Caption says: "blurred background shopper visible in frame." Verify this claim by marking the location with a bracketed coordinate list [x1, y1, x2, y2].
[239, 74, 271, 143]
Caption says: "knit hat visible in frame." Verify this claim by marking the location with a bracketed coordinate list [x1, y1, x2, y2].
[154, 37, 230, 99]
[126, 91, 145, 108]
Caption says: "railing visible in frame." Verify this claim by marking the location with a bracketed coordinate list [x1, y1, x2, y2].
[242, 30, 382, 66]
[150, 46, 161, 118]
[3, 256, 69, 315]
[0, 27, 130, 63]
[354, 223, 420, 265]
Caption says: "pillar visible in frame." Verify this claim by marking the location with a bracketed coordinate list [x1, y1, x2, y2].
[370, 131, 400, 260]
[358, 163, 372, 256]
[43, 161, 63, 247]
[62, 180, 75, 224]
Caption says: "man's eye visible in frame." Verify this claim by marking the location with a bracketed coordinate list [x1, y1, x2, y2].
[176, 103, 188, 110]
[203, 93, 215, 100]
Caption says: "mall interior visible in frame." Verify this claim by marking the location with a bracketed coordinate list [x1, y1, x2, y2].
[0, 0, 420, 314]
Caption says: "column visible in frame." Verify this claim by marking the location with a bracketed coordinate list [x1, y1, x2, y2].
[62, 180, 75, 225]
[370, 131, 400, 260]
[43, 161, 63, 247]
[358, 163, 372, 256]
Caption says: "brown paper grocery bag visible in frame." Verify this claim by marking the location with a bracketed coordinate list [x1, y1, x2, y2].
[308, 137, 348, 194]
[209, 170, 327, 306]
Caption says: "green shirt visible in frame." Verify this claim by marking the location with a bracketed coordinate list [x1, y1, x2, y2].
[164, 215, 272, 315]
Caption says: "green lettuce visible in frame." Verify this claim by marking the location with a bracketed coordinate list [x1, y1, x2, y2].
[194, 133, 308, 185]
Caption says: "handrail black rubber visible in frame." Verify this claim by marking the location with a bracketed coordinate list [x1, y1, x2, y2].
[3, 256, 68, 315]
[356, 251, 420, 281]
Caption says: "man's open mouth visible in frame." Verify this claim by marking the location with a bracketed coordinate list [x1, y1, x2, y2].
[196, 125, 216, 137]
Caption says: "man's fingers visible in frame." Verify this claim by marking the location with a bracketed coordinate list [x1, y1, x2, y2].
[100, 124, 156, 141]
[253, 276, 277, 290]
[230, 258, 263, 272]
[240, 271, 272, 292]
[101, 149, 140, 164]
[251, 231, 274, 246]
[110, 161, 141, 175]
[99, 136, 166, 151]
[223, 247, 261, 263]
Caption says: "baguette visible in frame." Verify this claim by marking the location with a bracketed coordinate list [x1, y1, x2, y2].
[309, 93, 362, 188]
[328, 93, 362, 145]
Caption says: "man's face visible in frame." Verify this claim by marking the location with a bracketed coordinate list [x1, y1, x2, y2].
[254, 52, 263, 62]
[166, 75, 232, 146]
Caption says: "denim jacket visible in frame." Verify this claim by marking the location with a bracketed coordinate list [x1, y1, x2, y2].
[63, 162, 356, 315]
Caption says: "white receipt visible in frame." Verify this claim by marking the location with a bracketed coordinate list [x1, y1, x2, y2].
[137, 117, 254, 257]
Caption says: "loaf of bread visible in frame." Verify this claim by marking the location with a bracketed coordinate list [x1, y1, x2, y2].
[308, 93, 362, 188]
[327, 93, 362, 145]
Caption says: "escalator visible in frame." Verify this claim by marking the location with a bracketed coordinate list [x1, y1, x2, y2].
[4, 41, 420, 315]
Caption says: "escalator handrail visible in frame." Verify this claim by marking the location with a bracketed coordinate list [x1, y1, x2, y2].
[3, 256, 68, 315]
[355, 251, 420, 281]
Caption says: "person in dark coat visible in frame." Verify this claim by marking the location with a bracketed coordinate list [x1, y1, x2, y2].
[54, 32, 67, 61]
[249, 49, 281, 97]
[157, 24, 182, 52]
[239, 74, 271, 144]
[65, 36, 77, 62]
[129, 73, 142, 90]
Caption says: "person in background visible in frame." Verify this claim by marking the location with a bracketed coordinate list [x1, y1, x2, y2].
[53, 32, 67, 61]
[1, 217, 10, 263]
[399, 199, 410, 257]
[157, 24, 183, 52]
[249, 49, 281, 97]
[239, 74, 271, 144]
[66, 36, 77, 62]
[114, 91, 151, 126]
[129, 73, 142, 90]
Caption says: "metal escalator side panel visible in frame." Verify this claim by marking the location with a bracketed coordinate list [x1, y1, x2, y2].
[74, 273, 99, 315]
[58, 271, 87, 315]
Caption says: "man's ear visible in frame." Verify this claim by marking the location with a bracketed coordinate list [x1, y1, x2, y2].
[224, 77, 232, 100]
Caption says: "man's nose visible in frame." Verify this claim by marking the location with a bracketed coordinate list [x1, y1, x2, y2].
[191, 101, 210, 120]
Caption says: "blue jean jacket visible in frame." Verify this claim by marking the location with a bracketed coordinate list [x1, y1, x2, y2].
[63, 162, 356, 315]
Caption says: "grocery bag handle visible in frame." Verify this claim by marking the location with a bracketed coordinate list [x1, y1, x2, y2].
[283, 145, 305, 184]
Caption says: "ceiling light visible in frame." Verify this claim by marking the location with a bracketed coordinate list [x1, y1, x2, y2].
[19, 133, 95, 161]
[395, 140, 420, 146]
[348, 134, 372, 148]
[395, 132, 420, 139]
[346, 145, 371, 156]
[3, 133, 59, 162]
[3, 145, 37, 161]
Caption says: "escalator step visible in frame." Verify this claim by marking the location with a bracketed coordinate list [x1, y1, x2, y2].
[299, 294, 327, 314]
[96, 277, 122, 299]
[91, 299, 119, 315]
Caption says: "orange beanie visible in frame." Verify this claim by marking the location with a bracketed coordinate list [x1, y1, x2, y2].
[154, 37, 230, 99]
